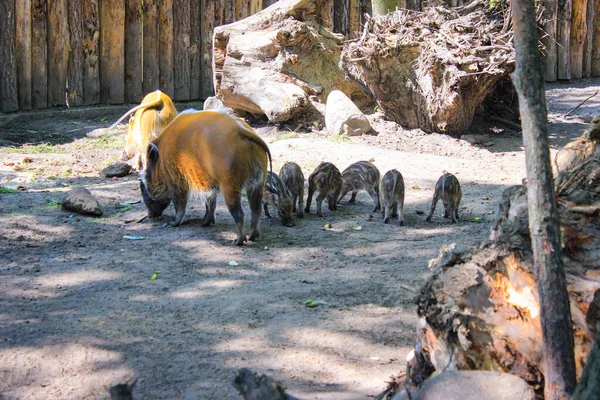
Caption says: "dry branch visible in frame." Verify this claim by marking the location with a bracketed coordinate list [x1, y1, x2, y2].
[341, 0, 519, 135]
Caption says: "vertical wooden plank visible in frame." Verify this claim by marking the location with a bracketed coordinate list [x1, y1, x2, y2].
[143, 0, 159, 94]
[582, 0, 595, 77]
[67, 0, 84, 106]
[125, 0, 143, 103]
[83, 0, 100, 105]
[190, 0, 202, 99]
[223, 0, 234, 23]
[16, 0, 32, 110]
[263, 0, 278, 8]
[234, 0, 248, 21]
[215, 0, 224, 25]
[100, 0, 125, 104]
[557, 0, 572, 79]
[542, 0, 558, 81]
[592, 0, 600, 76]
[0, 0, 18, 112]
[31, 0, 47, 109]
[173, 0, 191, 101]
[201, 0, 215, 98]
[249, 0, 262, 15]
[570, 0, 587, 79]
[349, 0, 361, 39]
[158, 0, 174, 97]
[319, 0, 334, 30]
[48, 0, 69, 106]
[333, 0, 350, 36]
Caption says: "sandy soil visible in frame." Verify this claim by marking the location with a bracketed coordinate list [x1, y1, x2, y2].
[1, 78, 599, 400]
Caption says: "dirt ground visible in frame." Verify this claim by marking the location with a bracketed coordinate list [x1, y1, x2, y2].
[1, 78, 599, 400]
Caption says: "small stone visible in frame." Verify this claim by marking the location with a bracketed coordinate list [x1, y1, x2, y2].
[100, 162, 132, 178]
[325, 90, 371, 136]
[61, 187, 103, 216]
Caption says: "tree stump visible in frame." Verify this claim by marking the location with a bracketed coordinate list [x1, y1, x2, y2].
[409, 120, 600, 394]
[341, 1, 516, 135]
[213, 0, 363, 122]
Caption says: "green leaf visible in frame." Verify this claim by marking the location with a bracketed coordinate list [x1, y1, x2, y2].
[305, 299, 319, 308]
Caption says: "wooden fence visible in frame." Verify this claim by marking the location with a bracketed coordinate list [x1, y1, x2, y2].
[0, 0, 286, 113]
[1, 0, 598, 113]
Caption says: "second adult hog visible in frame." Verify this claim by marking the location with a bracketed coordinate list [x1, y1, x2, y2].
[263, 171, 295, 227]
[279, 162, 305, 218]
[304, 162, 342, 217]
[425, 172, 462, 223]
[380, 169, 405, 225]
[338, 161, 380, 212]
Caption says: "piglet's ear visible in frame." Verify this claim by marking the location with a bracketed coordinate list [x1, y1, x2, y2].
[147, 143, 159, 165]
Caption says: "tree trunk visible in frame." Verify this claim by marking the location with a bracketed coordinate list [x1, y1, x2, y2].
[341, 2, 514, 135]
[511, 0, 576, 397]
[570, 0, 587, 79]
[213, 0, 363, 122]
[557, 0, 572, 79]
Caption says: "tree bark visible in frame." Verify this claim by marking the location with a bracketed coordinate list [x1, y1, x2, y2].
[510, 0, 577, 398]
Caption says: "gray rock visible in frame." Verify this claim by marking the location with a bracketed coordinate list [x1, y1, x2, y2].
[391, 370, 535, 400]
[61, 187, 103, 216]
[325, 90, 370, 136]
[461, 134, 487, 145]
[203, 96, 246, 117]
[100, 162, 132, 178]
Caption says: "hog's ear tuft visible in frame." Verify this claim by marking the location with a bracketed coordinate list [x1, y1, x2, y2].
[147, 143, 159, 165]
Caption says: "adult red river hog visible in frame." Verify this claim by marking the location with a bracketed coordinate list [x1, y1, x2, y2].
[111, 90, 178, 170]
[139, 110, 272, 246]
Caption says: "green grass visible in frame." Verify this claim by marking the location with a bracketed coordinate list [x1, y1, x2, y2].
[327, 135, 352, 144]
[0, 187, 20, 194]
[274, 132, 300, 141]
[81, 135, 123, 151]
[41, 200, 63, 210]
[1, 143, 61, 154]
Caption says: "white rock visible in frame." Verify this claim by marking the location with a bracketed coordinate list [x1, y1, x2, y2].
[325, 90, 370, 136]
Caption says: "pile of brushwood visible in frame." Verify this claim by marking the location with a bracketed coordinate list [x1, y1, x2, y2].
[407, 117, 600, 396]
[341, 0, 517, 135]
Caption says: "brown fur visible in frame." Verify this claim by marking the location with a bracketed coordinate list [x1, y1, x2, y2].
[141, 110, 272, 246]
[425, 173, 462, 223]
[304, 162, 342, 217]
[279, 162, 305, 218]
[380, 169, 405, 225]
[112, 90, 178, 170]
[262, 171, 294, 226]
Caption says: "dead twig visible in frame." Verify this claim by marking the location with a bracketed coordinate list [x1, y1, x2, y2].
[565, 90, 599, 118]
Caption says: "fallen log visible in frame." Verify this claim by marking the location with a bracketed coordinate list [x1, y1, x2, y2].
[340, 0, 517, 135]
[408, 117, 600, 395]
[213, 0, 363, 123]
